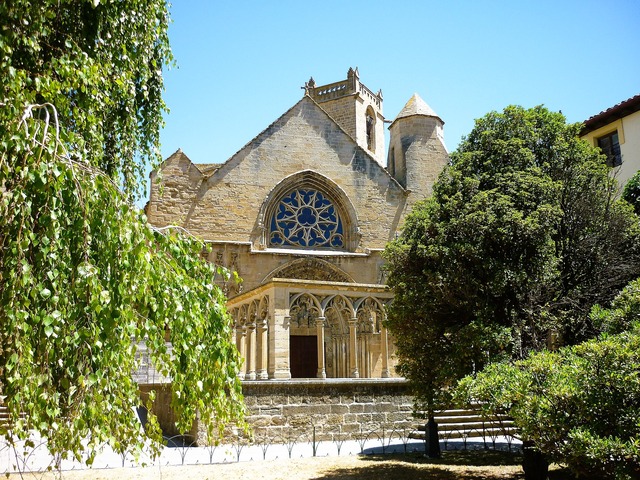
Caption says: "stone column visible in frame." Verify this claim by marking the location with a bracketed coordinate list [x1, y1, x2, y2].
[257, 318, 269, 380]
[236, 325, 247, 380]
[381, 324, 390, 378]
[270, 286, 291, 379]
[348, 317, 359, 378]
[315, 316, 326, 379]
[246, 321, 256, 380]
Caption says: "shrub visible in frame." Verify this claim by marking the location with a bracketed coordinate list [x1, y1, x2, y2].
[457, 326, 640, 479]
[623, 170, 640, 215]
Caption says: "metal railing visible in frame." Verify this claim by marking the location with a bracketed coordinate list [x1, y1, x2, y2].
[0, 418, 521, 476]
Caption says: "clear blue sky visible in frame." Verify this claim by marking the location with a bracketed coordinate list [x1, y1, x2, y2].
[157, 0, 640, 175]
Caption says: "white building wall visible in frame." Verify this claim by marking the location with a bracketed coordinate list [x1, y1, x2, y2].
[618, 110, 640, 185]
[581, 109, 640, 187]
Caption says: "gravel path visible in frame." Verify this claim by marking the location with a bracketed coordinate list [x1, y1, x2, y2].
[9, 454, 527, 480]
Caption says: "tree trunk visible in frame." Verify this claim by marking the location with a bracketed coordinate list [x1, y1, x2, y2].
[425, 415, 441, 458]
[522, 440, 549, 480]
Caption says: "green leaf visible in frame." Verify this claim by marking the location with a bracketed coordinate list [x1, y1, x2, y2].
[0, 0, 244, 464]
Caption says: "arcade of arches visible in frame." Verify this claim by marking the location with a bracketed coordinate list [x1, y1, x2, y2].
[227, 279, 394, 380]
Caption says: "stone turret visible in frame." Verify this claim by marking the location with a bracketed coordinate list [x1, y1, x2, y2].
[305, 67, 386, 165]
[387, 93, 448, 201]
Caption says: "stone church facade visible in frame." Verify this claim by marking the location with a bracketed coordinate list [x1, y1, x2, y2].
[146, 68, 448, 382]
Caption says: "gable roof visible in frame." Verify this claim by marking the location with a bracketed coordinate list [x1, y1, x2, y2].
[153, 149, 225, 179]
[165, 94, 405, 191]
[152, 148, 203, 177]
[581, 94, 640, 135]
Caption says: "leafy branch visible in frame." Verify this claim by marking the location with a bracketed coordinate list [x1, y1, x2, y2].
[1, 104, 246, 462]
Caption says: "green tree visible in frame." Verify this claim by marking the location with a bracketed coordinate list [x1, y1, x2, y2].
[1, 0, 167, 199]
[383, 106, 640, 417]
[591, 277, 640, 334]
[457, 279, 640, 479]
[623, 170, 640, 215]
[0, 0, 245, 463]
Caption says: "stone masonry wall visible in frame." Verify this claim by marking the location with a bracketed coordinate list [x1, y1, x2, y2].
[203, 243, 387, 293]
[221, 379, 414, 443]
[139, 384, 199, 439]
[388, 115, 448, 213]
[142, 380, 414, 445]
[317, 95, 357, 141]
[147, 97, 406, 252]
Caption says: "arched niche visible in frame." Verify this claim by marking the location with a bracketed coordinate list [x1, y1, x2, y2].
[263, 258, 355, 284]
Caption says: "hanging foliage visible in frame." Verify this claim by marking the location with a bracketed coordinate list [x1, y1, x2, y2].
[1, 0, 246, 463]
[1, 0, 171, 200]
[0, 104, 246, 462]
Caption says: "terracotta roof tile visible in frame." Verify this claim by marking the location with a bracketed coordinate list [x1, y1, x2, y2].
[582, 94, 640, 135]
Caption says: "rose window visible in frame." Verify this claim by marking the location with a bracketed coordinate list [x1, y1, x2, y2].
[269, 189, 344, 248]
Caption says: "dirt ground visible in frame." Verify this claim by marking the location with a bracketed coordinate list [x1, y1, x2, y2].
[9, 450, 568, 480]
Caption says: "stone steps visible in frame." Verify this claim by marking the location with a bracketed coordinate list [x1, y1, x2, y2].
[411, 407, 518, 440]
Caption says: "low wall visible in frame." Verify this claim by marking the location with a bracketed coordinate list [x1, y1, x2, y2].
[143, 379, 415, 445]
[222, 378, 414, 442]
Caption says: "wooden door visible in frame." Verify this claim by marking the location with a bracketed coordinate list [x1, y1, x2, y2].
[290, 335, 318, 378]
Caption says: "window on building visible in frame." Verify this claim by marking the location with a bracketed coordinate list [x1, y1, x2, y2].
[269, 188, 344, 249]
[597, 131, 622, 167]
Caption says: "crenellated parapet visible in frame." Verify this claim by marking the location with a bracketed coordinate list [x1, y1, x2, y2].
[304, 67, 385, 164]
[305, 67, 382, 109]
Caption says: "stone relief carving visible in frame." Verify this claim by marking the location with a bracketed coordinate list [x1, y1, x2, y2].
[268, 258, 353, 283]
[289, 294, 320, 328]
[325, 297, 350, 336]
[258, 296, 269, 324]
[357, 297, 383, 334]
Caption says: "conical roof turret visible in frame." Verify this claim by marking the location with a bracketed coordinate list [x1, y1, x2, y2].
[391, 93, 443, 126]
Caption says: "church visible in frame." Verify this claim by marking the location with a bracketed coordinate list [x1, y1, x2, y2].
[146, 68, 448, 381]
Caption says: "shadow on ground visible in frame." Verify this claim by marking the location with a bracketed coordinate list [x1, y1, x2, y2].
[362, 450, 524, 467]
[310, 450, 572, 480]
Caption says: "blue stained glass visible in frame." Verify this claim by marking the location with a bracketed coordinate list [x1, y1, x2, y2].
[269, 189, 344, 248]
